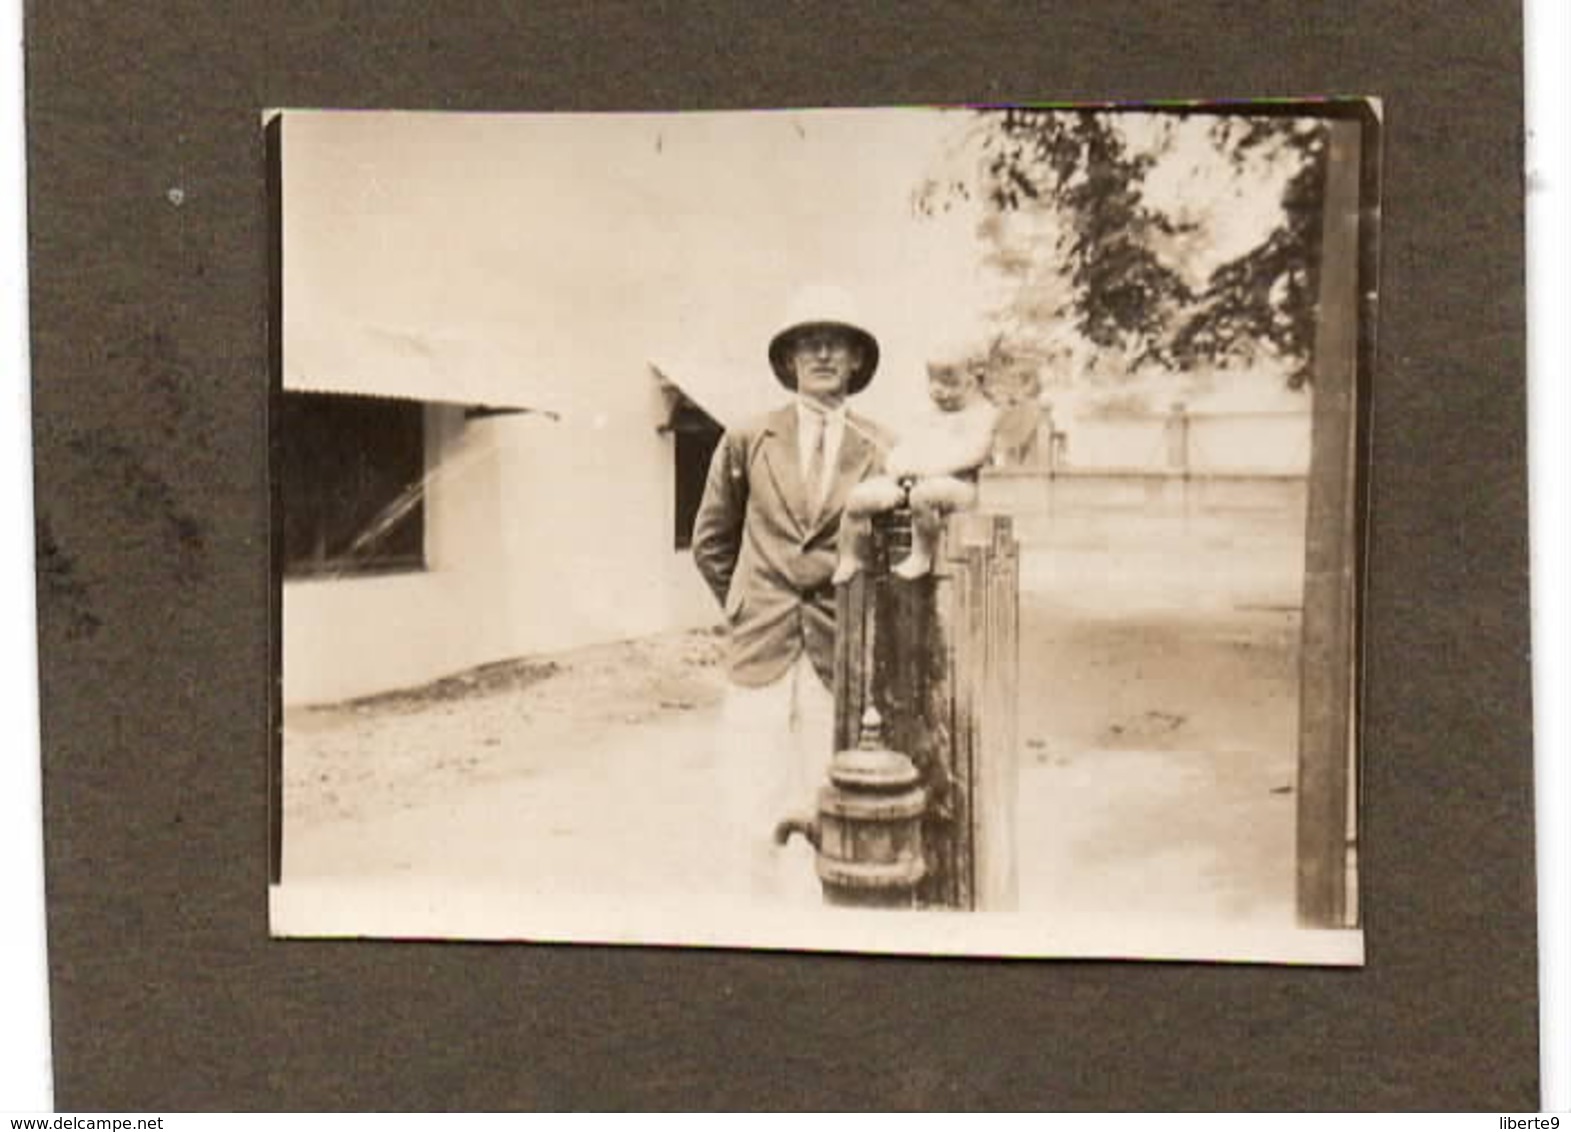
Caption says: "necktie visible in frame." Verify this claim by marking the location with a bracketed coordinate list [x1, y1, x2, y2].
[804, 412, 827, 518]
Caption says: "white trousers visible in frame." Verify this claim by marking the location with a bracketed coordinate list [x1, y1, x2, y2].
[717, 654, 836, 905]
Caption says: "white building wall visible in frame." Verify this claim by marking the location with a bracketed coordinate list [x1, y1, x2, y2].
[489, 378, 717, 659]
[283, 405, 508, 704]
[283, 393, 718, 707]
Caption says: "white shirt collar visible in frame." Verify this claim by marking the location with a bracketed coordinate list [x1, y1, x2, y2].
[796, 397, 847, 425]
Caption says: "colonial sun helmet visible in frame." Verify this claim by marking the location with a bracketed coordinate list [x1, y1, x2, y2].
[767, 284, 880, 395]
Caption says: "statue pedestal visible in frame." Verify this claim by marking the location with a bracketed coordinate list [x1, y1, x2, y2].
[832, 508, 1020, 911]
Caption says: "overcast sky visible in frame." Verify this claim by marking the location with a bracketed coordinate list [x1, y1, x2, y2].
[281, 106, 1302, 428]
[282, 107, 998, 427]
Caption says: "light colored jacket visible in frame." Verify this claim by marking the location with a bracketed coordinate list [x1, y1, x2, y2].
[692, 404, 887, 688]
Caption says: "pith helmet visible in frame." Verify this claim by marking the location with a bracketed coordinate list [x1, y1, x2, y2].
[767, 284, 880, 395]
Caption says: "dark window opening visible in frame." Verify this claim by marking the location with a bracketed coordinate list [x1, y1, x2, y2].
[670, 400, 723, 551]
[279, 391, 427, 578]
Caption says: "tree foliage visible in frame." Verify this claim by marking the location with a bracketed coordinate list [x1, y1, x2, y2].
[965, 108, 1329, 387]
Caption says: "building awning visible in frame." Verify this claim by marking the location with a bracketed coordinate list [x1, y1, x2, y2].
[647, 359, 768, 431]
[649, 357, 922, 442]
[284, 320, 552, 412]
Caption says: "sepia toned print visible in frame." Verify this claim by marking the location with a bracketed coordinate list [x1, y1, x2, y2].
[268, 104, 1372, 963]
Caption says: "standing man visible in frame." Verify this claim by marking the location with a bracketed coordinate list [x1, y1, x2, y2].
[692, 285, 888, 902]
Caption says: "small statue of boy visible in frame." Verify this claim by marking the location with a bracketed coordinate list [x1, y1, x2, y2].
[985, 348, 1047, 468]
[833, 340, 1000, 582]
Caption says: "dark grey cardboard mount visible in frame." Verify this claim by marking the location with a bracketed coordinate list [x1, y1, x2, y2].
[25, 2, 1536, 1110]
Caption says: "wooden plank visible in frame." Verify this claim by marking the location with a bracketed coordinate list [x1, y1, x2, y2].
[850, 514, 954, 908]
[832, 570, 867, 753]
[1295, 117, 1363, 927]
[976, 516, 1020, 911]
[942, 538, 976, 910]
[266, 116, 284, 886]
[912, 566, 955, 908]
[958, 512, 1001, 910]
[900, 521, 954, 907]
[961, 545, 989, 910]
[891, 566, 942, 909]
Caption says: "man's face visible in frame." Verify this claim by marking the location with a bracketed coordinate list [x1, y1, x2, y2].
[789, 327, 861, 407]
[926, 361, 981, 412]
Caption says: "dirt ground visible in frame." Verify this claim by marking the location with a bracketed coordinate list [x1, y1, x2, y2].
[282, 543, 1304, 929]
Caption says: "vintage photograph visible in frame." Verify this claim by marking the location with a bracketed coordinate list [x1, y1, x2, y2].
[268, 104, 1372, 963]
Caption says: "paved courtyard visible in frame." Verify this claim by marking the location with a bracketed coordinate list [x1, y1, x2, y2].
[282, 536, 1307, 939]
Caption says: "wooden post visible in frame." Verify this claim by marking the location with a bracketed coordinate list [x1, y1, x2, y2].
[973, 515, 1020, 908]
[832, 508, 1019, 910]
[1296, 117, 1364, 927]
[266, 115, 284, 887]
[1164, 401, 1191, 471]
